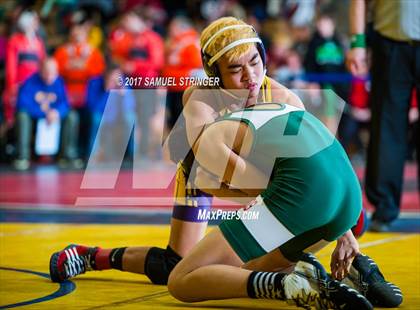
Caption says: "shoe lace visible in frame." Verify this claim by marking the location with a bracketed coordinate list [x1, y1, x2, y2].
[64, 248, 88, 277]
[289, 289, 319, 309]
[316, 279, 338, 309]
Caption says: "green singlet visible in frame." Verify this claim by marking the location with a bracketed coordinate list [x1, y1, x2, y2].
[218, 103, 362, 262]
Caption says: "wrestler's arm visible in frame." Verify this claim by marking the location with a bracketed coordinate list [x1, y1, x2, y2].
[192, 120, 268, 197]
[194, 166, 256, 204]
[181, 87, 257, 199]
[182, 86, 218, 147]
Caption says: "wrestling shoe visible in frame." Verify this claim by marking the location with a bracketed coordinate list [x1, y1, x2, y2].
[283, 253, 373, 310]
[50, 244, 99, 283]
[342, 253, 403, 307]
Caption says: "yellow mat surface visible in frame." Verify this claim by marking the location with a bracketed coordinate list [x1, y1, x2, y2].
[1, 223, 419, 309]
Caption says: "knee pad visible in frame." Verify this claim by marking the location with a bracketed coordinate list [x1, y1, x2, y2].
[144, 246, 182, 285]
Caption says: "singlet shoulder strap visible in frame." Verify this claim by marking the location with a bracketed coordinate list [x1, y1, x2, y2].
[261, 76, 272, 102]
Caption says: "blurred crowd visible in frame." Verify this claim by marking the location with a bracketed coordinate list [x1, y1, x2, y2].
[0, 0, 418, 170]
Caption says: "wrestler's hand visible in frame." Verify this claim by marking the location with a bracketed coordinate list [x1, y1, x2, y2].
[331, 230, 360, 280]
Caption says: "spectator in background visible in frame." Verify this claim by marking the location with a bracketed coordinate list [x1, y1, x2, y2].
[161, 16, 203, 130]
[280, 0, 315, 60]
[13, 58, 77, 170]
[4, 10, 45, 126]
[304, 14, 346, 81]
[344, 76, 371, 159]
[117, 0, 167, 35]
[71, 10, 104, 49]
[304, 14, 350, 142]
[86, 65, 136, 161]
[109, 11, 164, 158]
[267, 32, 293, 76]
[274, 50, 311, 97]
[272, 49, 324, 123]
[54, 21, 105, 160]
[109, 11, 164, 86]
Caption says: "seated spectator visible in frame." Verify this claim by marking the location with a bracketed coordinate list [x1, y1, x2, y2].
[86, 65, 136, 161]
[13, 58, 79, 170]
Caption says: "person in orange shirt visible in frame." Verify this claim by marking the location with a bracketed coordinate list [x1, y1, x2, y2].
[4, 10, 45, 125]
[161, 16, 204, 130]
[54, 22, 105, 160]
[109, 11, 164, 158]
[109, 11, 164, 82]
[54, 23, 105, 109]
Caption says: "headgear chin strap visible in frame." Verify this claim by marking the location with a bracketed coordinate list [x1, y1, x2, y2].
[201, 24, 266, 78]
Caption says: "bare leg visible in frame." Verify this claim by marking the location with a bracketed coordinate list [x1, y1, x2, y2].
[168, 227, 246, 302]
[168, 227, 293, 302]
[122, 247, 151, 273]
[242, 250, 294, 272]
[168, 218, 208, 257]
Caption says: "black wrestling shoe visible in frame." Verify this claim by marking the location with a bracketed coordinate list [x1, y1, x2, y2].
[342, 253, 403, 307]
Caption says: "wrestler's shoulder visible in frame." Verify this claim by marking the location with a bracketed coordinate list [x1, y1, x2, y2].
[267, 77, 289, 92]
[267, 77, 305, 109]
[182, 85, 220, 108]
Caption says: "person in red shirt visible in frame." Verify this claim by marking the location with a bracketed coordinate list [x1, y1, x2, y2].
[54, 22, 105, 160]
[4, 10, 45, 125]
[109, 11, 164, 84]
[161, 16, 204, 130]
[54, 23, 105, 109]
[109, 11, 164, 157]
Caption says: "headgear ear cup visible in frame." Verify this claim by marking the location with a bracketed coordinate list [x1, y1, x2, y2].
[201, 50, 217, 77]
[256, 40, 266, 67]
